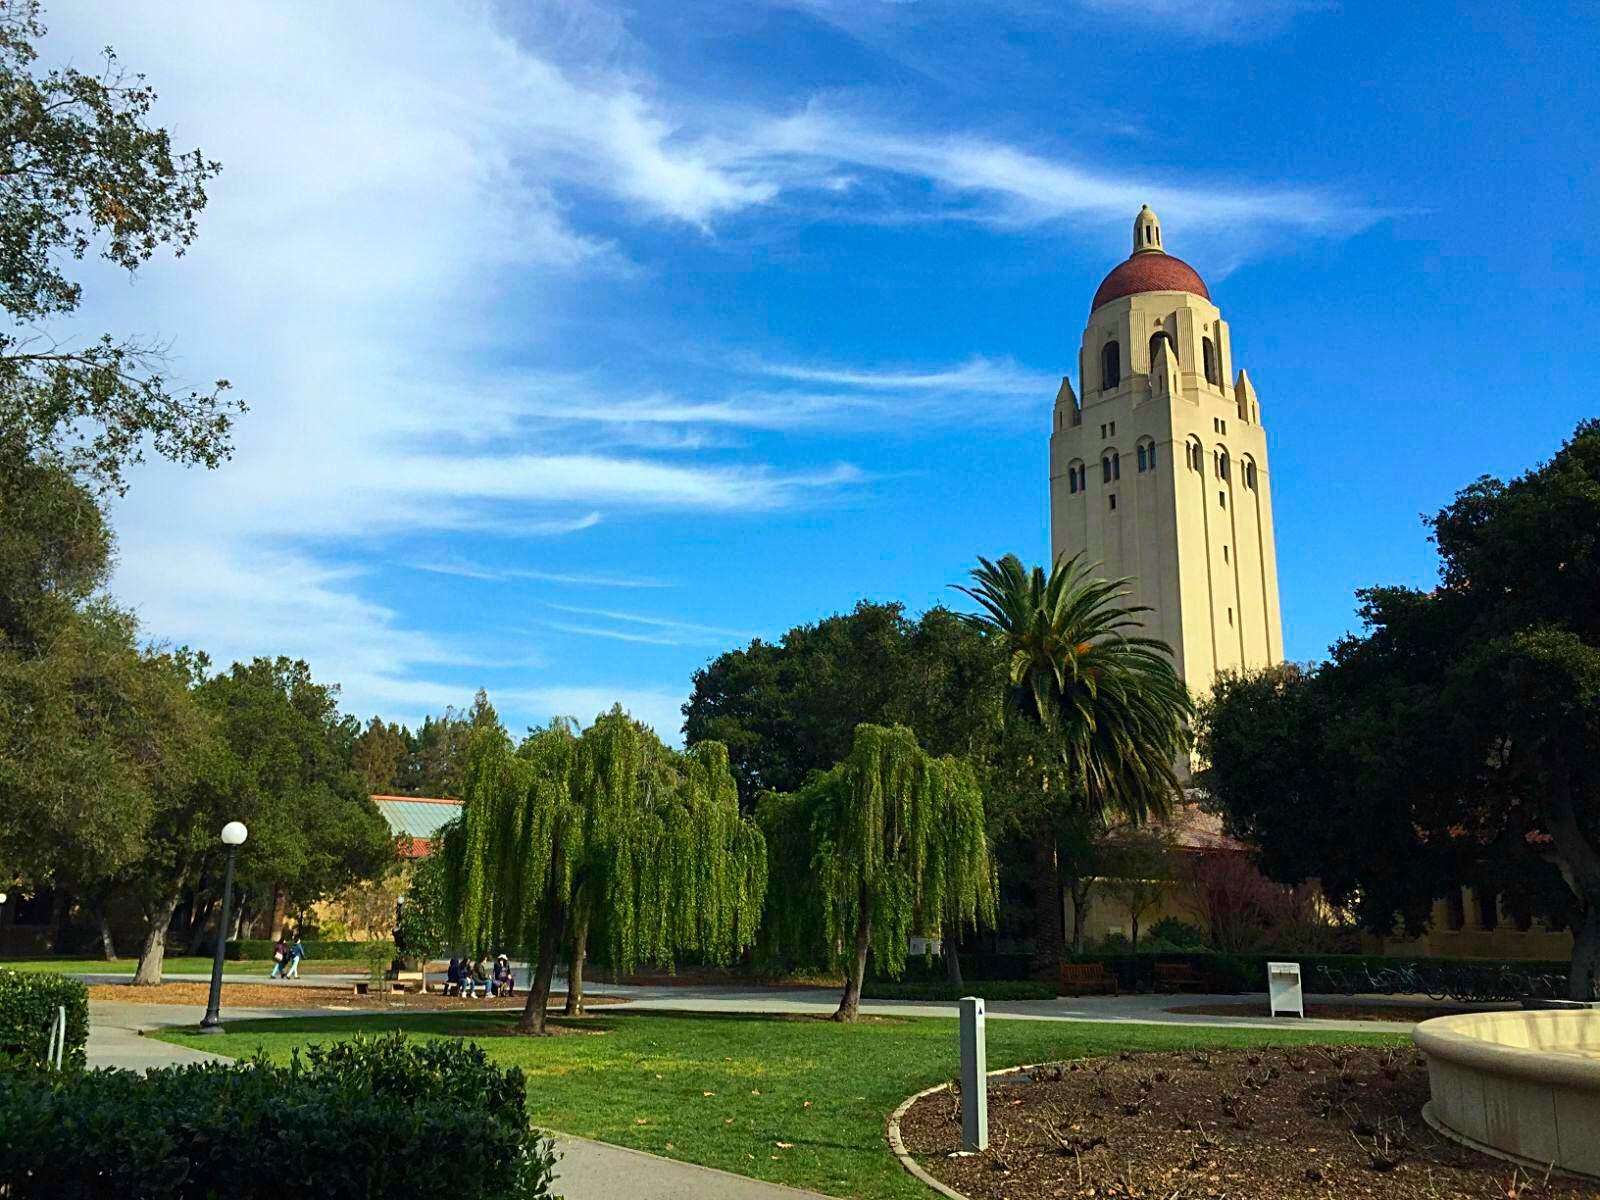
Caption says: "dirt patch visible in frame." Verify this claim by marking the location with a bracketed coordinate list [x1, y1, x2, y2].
[89, 981, 624, 1012]
[899, 1045, 1593, 1199]
[1167, 1002, 1488, 1024]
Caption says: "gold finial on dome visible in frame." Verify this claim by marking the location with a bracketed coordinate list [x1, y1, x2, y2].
[1132, 204, 1163, 255]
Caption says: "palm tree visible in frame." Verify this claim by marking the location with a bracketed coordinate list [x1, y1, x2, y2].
[954, 552, 1192, 970]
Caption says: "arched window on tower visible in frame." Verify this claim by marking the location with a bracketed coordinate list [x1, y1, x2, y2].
[1101, 341, 1121, 391]
[1136, 437, 1156, 473]
[1215, 448, 1230, 481]
[1244, 458, 1258, 490]
[1202, 336, 1219, 385]
[1149, 330, 1177, 368]
[1187, 438, 1202, 472]
[1068, 459, 1084, 495]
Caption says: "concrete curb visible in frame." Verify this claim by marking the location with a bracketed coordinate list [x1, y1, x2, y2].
[885, 1062, 1047, 1200]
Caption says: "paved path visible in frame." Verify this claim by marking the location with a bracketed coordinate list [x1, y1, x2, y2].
[578, 981, 1431, 1033]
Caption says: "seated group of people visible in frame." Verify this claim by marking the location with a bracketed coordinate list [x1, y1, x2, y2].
[444, 953, 515, 998]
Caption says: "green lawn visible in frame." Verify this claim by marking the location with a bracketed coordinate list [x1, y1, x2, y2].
[0, 957, 353, 976]
[160, 1010, 1404, 1200]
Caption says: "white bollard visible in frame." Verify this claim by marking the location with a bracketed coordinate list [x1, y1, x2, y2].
[959, 995, 988, 1151]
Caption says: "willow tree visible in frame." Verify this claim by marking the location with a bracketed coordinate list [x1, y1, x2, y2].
[764, 723, 995, 1022]
[443, 705, 766, 1035]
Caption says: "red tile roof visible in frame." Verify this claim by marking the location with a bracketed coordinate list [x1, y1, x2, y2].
[1091, 252, 1210, 313]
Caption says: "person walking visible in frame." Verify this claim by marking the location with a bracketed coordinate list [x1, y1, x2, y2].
[284, 935, 305, 980]
[269, 936, 288, 980]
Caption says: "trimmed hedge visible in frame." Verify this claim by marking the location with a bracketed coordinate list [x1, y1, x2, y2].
[1064, 951, 1574, 995]
[862, 980, 1057, 1002]
[0, 970, 88, 1072]
[0, 1032, 558, 1198]
[225, 938, 371, 961]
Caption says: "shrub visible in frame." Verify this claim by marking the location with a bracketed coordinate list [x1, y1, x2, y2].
[0, 971, 88, 1072]
[1064, 950, 1572, 996]
[1147, 917, 1208, 949]
[0, 1032, 558, 1198]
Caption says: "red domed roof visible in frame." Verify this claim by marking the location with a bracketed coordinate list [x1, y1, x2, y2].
[1091, 252, 1210, 313]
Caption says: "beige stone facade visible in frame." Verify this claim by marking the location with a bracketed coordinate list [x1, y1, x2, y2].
[1050, 207, 1283, 695]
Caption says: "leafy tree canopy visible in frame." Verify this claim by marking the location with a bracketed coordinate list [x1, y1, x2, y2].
[0, 0, 237, 495]
[1200, 420, 1600, 997]
[684, 601, 1004, 800]
[196, 657, 394, 911]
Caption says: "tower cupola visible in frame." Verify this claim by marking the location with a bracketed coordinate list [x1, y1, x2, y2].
[1133, 204, 1163, 254]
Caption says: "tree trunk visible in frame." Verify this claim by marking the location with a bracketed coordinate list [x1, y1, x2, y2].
[517, 897, 566, 1035]
[47, 890, 69, 953]
[230, 893, 250, 941]
[834, 891, 872, 1022]
[564, 902, 590, 1016]
[1130, 913, 1141, 951]
[1030, 836, 1063, 980]
[943, 923, 962, 985]
[1571, 904, 1600, 1002]
[1068, 877, 1094, 955]
[95, 901, 117, 962]
[1542, 775, 1600, 1002]
[187, 894, 216, 955]
[132, 893, 182, 986]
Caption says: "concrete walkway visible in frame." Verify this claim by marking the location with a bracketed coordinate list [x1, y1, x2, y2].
[579, 980, 1432, 1033]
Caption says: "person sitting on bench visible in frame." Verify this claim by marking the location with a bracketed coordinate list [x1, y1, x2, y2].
[444, 957, 465, 996]
[492, 954, 515, 997]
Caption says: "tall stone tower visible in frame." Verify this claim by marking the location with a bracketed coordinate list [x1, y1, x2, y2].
[1049, 206, 1283, 695]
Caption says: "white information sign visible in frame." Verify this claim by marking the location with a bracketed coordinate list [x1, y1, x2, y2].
[1267, 961, 1304, 1018]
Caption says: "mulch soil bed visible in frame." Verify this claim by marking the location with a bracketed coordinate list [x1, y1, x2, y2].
[88, 981, 625, 1012]
[1166, 1002, 1486, 1024]
[899, 1045, 1595, 1199]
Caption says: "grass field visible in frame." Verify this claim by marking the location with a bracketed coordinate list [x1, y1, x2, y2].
[160, 1010, 1405, 1200]
[0, 957, 353, 976]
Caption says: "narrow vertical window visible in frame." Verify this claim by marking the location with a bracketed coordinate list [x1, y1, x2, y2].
[1112, 453, 1121, 481]
[1101, 341, 1121, 390]
[1137, 444, 1147, 472]
[1219, 490, 1227, 508]
[1108, 494, 1117, 511]
[1203, 336, 1219, 385]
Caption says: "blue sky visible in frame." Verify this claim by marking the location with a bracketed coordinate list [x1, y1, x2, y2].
[54, 1, 1599, 739]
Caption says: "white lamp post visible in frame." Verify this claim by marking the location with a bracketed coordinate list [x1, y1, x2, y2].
[198, 821, 248, 1033]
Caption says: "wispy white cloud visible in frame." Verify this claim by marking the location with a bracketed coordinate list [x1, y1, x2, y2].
[407, 559, 673, 589]
[544, 603, 754, 641]
[542, 621, 687, 646]
[58, 0, 1374, 735]
[1073, 0, 1331, 42]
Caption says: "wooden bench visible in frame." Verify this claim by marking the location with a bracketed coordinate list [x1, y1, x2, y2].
[1154, 962, 1205, 993]
[1059, 962, 1119, 996]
